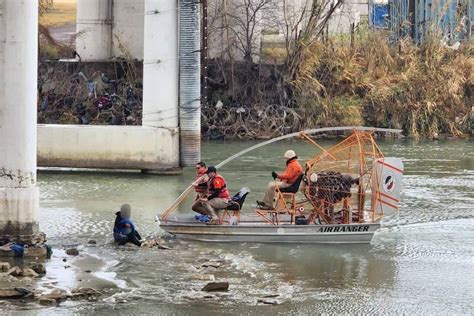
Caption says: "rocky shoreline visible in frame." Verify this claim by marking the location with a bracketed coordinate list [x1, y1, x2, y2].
[0, 238, 173, 308]
[0, 237, 287, 310]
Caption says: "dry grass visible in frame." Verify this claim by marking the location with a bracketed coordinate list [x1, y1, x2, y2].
[292, 34, 474, 138]
[40, 1, 76, 27]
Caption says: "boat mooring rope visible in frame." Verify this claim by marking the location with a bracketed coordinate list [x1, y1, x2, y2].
[159, 126, 401, 221]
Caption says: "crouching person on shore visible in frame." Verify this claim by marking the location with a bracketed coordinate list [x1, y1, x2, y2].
[113, 204, 142, 247]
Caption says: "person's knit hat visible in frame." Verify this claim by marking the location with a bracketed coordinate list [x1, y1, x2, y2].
[120, 204, 131, 219]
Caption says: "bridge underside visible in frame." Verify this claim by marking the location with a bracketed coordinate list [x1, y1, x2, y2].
[37, 125, 180, 172]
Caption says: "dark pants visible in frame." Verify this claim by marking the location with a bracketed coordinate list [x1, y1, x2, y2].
[115, 230, 142, 247]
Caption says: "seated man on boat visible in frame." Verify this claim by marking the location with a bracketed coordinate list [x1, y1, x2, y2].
[113, 204, 143, 246]
[257, 150, 303, 210]
[191, 166, 230, 225]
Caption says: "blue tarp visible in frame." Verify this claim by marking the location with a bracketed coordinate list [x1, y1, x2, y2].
[369, 0, 472, 42]
[372, 4, 390, 28]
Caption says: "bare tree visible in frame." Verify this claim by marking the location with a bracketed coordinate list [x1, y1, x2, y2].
[207, 0, 275, 100]
[224, 0, 273, 62]
[282, 0, 344, 81]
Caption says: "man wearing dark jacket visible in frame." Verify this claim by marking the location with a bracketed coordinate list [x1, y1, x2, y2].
[113, 204, 142, 246]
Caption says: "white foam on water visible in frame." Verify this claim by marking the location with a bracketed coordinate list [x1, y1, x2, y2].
[93, 271, 127, 289]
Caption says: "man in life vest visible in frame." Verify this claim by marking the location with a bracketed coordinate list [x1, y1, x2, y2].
[192, 166, 230, 225]
[194, 161, 208, 197]
[113, 204, 142, 246]
[257, 150, 303, 210]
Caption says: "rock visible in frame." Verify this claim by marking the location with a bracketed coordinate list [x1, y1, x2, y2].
[66, 248, 79, 256]
[157, 244, 171, 250]
[14, 287, 33, 298]
[23, 247, 48, 258]
[41, 288, 68, 301]
[0, 262, 11, 272]
[31, 233, 46, 245]
[192, 274, 215, 281]
[201, 266, 218, 273]
[33, 289, 45, 296]
[7, 266, 22, 277]
[6, 266, 40, 278]
[0, 274, 19, 283]
[201, 261, 223, 269]
[201, 282, 229, 292]
[257, 298, 279, 305]
[50, 288, 63, 296]
[87, 240, 97, 245]
[39, 297, 57, 306]
[140, 241, 153, 248]
[262, 293, 280, 298]
[29, 262, 46, 275]
[22, 268, 39, 278]
[71, 287, 101, 298]
[0, 288, 31, 299]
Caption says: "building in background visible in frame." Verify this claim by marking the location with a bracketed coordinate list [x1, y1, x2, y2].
[368, 0, 472, 43]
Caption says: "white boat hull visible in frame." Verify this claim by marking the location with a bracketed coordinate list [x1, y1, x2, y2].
[159, 215, 380, 244]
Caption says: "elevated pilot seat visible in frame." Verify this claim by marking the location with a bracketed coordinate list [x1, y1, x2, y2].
[256, 174, 304, 225]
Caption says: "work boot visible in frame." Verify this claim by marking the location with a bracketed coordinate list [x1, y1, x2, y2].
[257, 201, 273, 210]
[207, 218, 220, 225]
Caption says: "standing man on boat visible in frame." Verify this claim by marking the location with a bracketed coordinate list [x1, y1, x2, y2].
[192, 166, 230, 225]
[194, 162, 208, 196]
[257, 150, 303, 210]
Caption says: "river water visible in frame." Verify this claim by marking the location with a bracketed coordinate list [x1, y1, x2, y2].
[5, 138, 474, 314]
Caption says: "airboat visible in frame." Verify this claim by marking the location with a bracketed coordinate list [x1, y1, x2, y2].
[158, 127, 403, 244]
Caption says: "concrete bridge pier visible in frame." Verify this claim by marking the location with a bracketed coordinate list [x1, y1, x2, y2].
[76, 0, 113, 61]
[141, 0, 180, 173]
[0, 0, 40, 242]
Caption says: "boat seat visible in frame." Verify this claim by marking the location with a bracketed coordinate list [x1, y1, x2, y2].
[255, 174, 304, 225]
[219, 190, 249, 224]
[275, 174, 304, 223]
[279, 173, 304, 194]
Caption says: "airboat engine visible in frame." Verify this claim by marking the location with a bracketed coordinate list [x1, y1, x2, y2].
[308, 171, 359, 204]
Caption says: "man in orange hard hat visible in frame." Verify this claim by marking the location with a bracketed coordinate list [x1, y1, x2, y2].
[257, 150, 303, 210]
